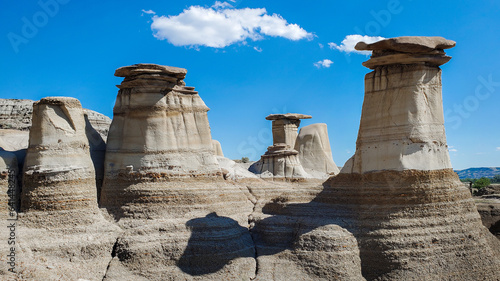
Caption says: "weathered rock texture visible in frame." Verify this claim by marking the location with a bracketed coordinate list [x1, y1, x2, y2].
[21, 97, 98, 212]
[0, 98, 112, 194]
[84, 108, 110, 195]
[11, 97, 119, 281]
[316, 36, 500, 280]
[250, 113, 311, 180]
[295, 123, 340, 177]
[476, 194, 500, 239]
[99, 64, 256, 280]
[0, 99, 33, 131]
[248, 180, 366, 281]
[0, 150, 18, 219]
[212, 139, 224, 157]
[344, 38, 456, 173]
[0, 99, 32, 152]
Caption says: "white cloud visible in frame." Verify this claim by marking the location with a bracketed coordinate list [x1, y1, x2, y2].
[314, 59, 333, 68]
[142, 9, 156, 15]
[449, 146, 457, 152]
[496, 147, 500, 151]
[149, 3, 313, 48]
[329, 35, 385, 55]
[212, 1, 233, 9]
[318, 43, 324, 48]
[253, 46, 263, 52]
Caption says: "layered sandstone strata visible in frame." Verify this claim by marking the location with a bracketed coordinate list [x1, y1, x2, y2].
[250, 113, 311, 180]
[21, 97, 98, 212]
[13, 97, 119, 281]
[295, 123, 339, 177]
[317, 36, 500, 280]
[0, 150, 18, 219]
[99, 64, 256, 280]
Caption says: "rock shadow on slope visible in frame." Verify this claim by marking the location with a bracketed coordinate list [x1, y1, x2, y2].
[178, 212, 255, 276]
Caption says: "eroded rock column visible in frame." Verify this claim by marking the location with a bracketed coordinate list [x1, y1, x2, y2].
[295, 123, 340, 177]
[320, 36, 500, 280]
[21, 97, 98, 212]
[15, 97, 119, 281]
[99, 64, 255, 280]
[250, 113, 311, 180]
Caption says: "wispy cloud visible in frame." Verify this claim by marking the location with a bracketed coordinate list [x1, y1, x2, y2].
[449, 146, 458, 152]
[314, 59, 333, 68]
[149, 2, 313, 48]
[253, 46, 262, 52]
[141, 9, 156, 15]
[212, 1, 233, 9]
[496, 147, 500, 151]
[329, 35, 385, 55]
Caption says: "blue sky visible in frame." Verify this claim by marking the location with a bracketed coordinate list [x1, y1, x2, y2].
[1, 0, 499, 170]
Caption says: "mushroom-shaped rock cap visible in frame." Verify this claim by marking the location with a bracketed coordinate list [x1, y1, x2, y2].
[355, 36, 456, 53]
[266, 113, 312, 121]
[114, 63, 187, 79]
[35, 96, 82, 108]
[357, 36, 456, 69]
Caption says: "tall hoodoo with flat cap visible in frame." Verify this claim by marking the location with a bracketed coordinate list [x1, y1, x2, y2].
[100, 64, 221, 214]
[320, 36, 500, 280]
[250, 113, 311, 180]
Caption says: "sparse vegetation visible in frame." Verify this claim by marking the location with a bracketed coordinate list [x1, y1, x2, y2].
[472, 177, 491, 190]
[241, 157, 249, 163]
[491, 174, 500, 183]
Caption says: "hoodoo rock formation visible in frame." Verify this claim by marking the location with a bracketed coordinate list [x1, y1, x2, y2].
[295, 123, 340, 177]
[317, 36, 500, 280]
[250, 113, 311, 180]
[21, 97, 98, 212]
[14, 97, 119, 280]
[1, 37, 499, 280]
[99, 64, 256, 280]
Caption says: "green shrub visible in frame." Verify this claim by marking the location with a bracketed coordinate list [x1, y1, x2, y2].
[472, 177, 491, 189]
[241, 157, 249, 163]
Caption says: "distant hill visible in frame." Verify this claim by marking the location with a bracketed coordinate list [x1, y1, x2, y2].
[454, 167, 500, 179]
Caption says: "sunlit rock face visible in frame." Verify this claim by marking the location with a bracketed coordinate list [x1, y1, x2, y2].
[100, 64, 222, 215]
[21, 97, 98, 212]
[99, 64, 256, 280]
[320, 36, 500, 280]
[250, 113, 311, 180]
[14, 97, 119, 281]
[295, 123, 340, 177]
[212, 139, 224, 157]
[342, 37, 456, 174]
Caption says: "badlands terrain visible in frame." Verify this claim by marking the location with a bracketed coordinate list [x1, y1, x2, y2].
[0, 36, 499, 280]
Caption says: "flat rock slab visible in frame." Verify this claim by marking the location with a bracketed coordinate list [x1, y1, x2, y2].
[115, 63, 187, 78]
[266, 113, 312, 120]
[355, 36, 456, 53]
